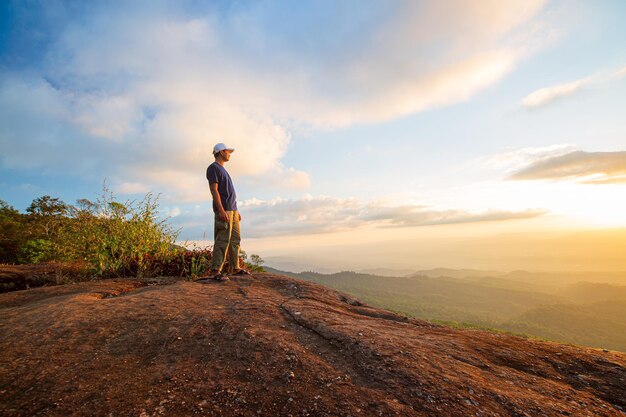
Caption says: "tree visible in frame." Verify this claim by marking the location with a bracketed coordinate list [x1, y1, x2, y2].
[240, 251, 265, 272]
[26, 195, 69, 238]
[76, 199, 98, 215]
[0, 199, 19, 217]
[0, 199, 26, 263]
[27, 196, 69, 217]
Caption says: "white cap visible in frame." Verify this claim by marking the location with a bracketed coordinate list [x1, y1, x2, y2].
[213, 143, 235, 154]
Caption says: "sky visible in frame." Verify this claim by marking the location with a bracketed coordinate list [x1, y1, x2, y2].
[1, 0, 625, 273]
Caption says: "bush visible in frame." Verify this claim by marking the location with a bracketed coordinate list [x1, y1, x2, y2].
[18, 239, 53, 264]
[241, 251, 266, 272]
[55, 190, 180, 277]
[156, 247, 213, 278]
[0, 199, 26, 263]
[3, 191, 266, 281]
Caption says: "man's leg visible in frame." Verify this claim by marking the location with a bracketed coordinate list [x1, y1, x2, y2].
[226, 210, 241, 272]
[210, 212, 233, 272]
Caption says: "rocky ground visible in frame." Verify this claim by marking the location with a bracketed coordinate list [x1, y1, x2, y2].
[0, 272, 625, 416]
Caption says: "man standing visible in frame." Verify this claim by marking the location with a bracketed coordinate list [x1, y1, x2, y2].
[202, 142, 251, 282]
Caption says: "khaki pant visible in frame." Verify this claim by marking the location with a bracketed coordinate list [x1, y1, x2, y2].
[211, 210, 241, 272]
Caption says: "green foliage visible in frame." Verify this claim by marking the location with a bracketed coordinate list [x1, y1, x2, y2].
[25, 195, 70, 239]
[501, 300, 626, 352]
[0, 199, 19, 215]
[18, 239, 53, 264]
[2, 191, 270, 282]
[156, 243, 213, 278]
[55, 189, 180, 277]
[240, 250, 266, 272]
[26, 195, 69, 217]
[0, 199, 27, 263]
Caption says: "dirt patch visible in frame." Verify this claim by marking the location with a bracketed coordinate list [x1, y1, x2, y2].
[1, 273, 624, 416]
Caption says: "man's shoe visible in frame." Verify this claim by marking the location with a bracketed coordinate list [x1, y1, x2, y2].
[194, 270, 229, 283]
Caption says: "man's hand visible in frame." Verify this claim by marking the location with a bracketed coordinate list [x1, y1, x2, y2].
[218, 210, 229, 222]
[238, 212, 242, 221]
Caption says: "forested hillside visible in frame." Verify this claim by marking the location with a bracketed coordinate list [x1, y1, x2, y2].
[267, 267, 626, 352]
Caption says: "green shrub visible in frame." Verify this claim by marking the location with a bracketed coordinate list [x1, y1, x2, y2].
[3, 191, 265, 280]
[55, 190, 180, 277]
[241, 250, 266, 273]
[18, 239, 53, 264]
[0, 199, 27, 263]
[156, 247, 213, 278]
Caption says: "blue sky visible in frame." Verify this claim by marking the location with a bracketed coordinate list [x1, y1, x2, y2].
[1, 1, 625, 272]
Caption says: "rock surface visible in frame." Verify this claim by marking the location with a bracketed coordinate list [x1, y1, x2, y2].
[1, 273, 625, 416]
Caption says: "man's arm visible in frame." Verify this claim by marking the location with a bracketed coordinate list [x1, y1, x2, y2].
[209, 183, 229, 222]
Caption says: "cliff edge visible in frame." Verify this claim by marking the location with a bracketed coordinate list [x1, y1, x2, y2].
[1, 273, 625, 416]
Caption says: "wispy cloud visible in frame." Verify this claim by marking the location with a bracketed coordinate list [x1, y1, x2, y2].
[0, 0, 548, 201]
[522, 65, 626, 109]
[522, 78, 589, 108]
[508, 150, 626, 184]
[173, 195, 547, 238]
[484, 144, 579, 174]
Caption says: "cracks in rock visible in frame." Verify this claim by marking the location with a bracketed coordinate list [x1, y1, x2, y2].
[279, 301, 413, 398]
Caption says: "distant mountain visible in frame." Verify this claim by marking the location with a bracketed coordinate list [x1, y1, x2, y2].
[264, 258, 340, 274]
[502, 300, 626, 352]
[267, 268, 562, 325]
[267, 266, 626, 352]
[410, 268, 626, 289]
[408, 268, 505, 279]
[356, 267, 415, 277]
[503, 270, 626, 287]
[408, 268, 626, 293]
[558, 282, 626, 303]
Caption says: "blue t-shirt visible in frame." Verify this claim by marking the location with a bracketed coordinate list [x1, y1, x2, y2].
[206, 162, 238, 212]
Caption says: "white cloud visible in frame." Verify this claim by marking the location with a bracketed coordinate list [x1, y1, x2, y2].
[483, 144, 579, 175]
[116, 181, 150, 195]
[166, 207, 182, 218]
[1, 1, 550, 201]
[278, 168, 311, 190]
[508, 150, 626, 184]
[522, 64, 626, 109]
[522, 78, 589, 108]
